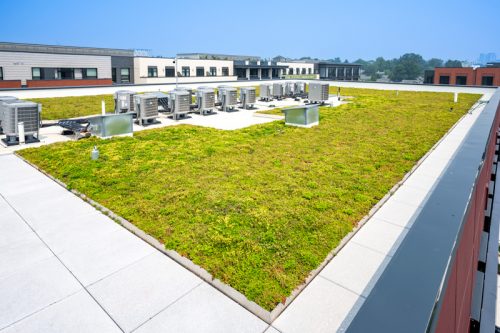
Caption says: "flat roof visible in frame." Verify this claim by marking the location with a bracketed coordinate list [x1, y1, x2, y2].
[177, 53, 260, 61]
[0, 41, 134, 57]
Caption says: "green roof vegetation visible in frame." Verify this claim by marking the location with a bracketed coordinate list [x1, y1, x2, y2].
[18, 88, 481, 310]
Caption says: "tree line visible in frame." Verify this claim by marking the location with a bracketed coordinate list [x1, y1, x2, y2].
[352, 54, 462, 82]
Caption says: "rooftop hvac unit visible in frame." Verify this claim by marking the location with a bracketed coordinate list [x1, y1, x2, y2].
[169, 90, 191, 120]
[0, 96, 19, 135]
[147, 91, 170, 112]
[196, 88, 215, 115]
[259, 84, 272, 101]
[240, 87, 256, 109]
[114, 90, 136, 114]
[217, 85, 232, 103]
[134, 94, 158, 125]
[308, 83, 329, 103]
[218, 86, 238, 112]
[272, 83, 283, 99]
[0, 100, 41, 146]
[295, 82, 306, 95]
[284, 82, 294, 96]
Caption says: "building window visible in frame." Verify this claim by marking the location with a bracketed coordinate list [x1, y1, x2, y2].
[0, 67, 3, 80]
[196, 67, 204, 77]
[165, 66, 175, 77]
[56, 68, 74, 80]
[439, 75, 450, 84]
[482, 76, 494, 86]
[32, 68, 42, 80]
[83, 68, 97, 79]
[120, 68, 130, 83]
[148, 66, 158, 77]
[222, 67, 229, 76]
[455, 75, 467, 85]
[295, 68, 300, 75]
[301, 68, 306, 75]
[112, 68, 117, 82]
[182, 66, 190, 77]
[288, 68, 293, 75]
[308, 68, 312, 74]
[209, 67, 217, 76]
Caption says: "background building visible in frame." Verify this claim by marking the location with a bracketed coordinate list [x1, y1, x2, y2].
[426, 63, 500, 86]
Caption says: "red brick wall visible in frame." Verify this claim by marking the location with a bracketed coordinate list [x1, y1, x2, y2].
[475, 68, 500, 86]
[26, 79, 112, 88]
[433, 68, 476, 85]
[0, 80, 22, 89]
[435, 99, 500, 332]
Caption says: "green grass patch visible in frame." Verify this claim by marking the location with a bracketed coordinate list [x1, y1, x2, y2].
[32, 94, 114, 120]
[18, 88, 480, 310]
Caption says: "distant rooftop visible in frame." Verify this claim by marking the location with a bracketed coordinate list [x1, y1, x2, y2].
[0, 41, 135, 57]
[177, 53, 260, 61]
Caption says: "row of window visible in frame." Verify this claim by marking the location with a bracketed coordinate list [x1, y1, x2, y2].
[439, 75, 494, 86]
[288, 68, 312, 75]
[31, 67, 98, 80]
[112, 68, 131, 83]
[147, 66, 230, 78]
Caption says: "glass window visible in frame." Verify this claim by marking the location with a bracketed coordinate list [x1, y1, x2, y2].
[32, 67, 41, 80]
[439, 75, 450, 84]
[455, 76, 467, 85]
[295, 68, 300, 75]
[165, 66, 175, 77]
[120, 68, 130, 82]
[288, 68, 293, 75]
[196, 67, 204, 76]
[301, 68, 306, 74]
[84, 68, 97, 79]
[57, 68, 74, 80]
[482, 76, 494, 86]
[209, 67, 216, 76]
[112, 68, 117, 82]
[182, 66, 190, 77]
[222, 67, 229, 76]
[148, 66, 158, 77]
[308, 68, 312, 74]
[0, 67, 3, 80]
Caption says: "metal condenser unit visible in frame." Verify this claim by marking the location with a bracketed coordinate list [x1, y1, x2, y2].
[295, 82, 306, 96]
[148, 92, 170, 112]
[114, 90, 136, 114]
[169, 90, 191, 120]
[134, 94, 158, 125]
[240, 87, 256, 109]
[272, 83, 283, 99]
[196, 88, 215, 115]
[219, 86, 238, 112]
[0, 100, 41, 146]
[259, 84, 272, 101]
[0, 96, 19, 135]
[284, 82, 294, 96]
[308, 82, 329, 103]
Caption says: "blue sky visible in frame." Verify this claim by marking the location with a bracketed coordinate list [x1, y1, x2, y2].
[0, 0, 498, 61]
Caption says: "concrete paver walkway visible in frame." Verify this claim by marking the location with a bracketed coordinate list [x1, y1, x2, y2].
[0, 154, 267, 333]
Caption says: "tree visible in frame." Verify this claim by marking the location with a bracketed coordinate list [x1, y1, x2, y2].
[444, 60, 462, 67]
[426, 58, 444, 69]
[388, 53, 425, 81]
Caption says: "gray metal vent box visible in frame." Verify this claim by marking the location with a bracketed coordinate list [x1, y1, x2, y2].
[0, 96, 19, 135]
[282, 105, 319, 128]
[272, 83, 283, 98]
[240, 87, 256, 109]
[114, 90, 136, 114]
[308, 83, 329, 103]
[0, 100, 41, 145]
[259, 84, 272, 101]
[134, 94, 158, 125]
[169, 90, 191, 120]
[218, 86, 237, 112]
[88, 114, 134, 138]
[196, 88, 215, 115]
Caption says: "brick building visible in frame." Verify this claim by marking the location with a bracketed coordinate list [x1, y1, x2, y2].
[425, 62, 500, 86]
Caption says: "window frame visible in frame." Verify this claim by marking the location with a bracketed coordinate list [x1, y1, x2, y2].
[120, 68, 130, 83]
[481, 76, 494, 86]
[209, 67, 217, 76]
[196, 67, 205, 77]
[147, 66, 158, 78]
[0, 67, 3, 80]
[221, 67, 229, 76]
[83, 68, 98, 79]
[112, 68, 117, 82]
[165, 66, 175, 77]
[181, 66, 190, 77]
[439, 75, 450, 84]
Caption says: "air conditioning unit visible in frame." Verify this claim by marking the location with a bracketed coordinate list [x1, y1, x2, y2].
[217, 85, 231, 103]
[0, 100, 41, 146]
[259, 84, 272, 101]
[147, 91, 170, 112]
[240, 87, 256, 109]
[308, 83, 329, 104]
[196, 88, 215, 115]
[0, 96, 19, 135]
[295, 82, 306, 95]
[272, 83, 283, 99]
[169, 90, 191, 120]
[134, 94, 158, 125]
[218, 86, 237, 112]
[284, 82, 294, 96]
[114, 90, 136, 114]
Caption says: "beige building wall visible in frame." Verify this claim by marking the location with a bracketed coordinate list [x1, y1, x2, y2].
[133, 57, 236, 84]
